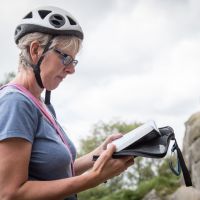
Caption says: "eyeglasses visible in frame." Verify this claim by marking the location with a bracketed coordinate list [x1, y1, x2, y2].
[53, 48, 78, 67]
[169, 142, 181, 176]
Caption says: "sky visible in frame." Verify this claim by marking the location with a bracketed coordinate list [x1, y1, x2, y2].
[1, 0, 200, 148]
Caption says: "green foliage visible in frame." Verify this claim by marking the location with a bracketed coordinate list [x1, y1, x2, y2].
[79, 175, 180, 200]
[129, 175, 180, 200]
[78, 186, 111, 200]
[158, 157, 173, 177]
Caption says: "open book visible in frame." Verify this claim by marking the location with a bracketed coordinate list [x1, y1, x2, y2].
[112, 120, 161, 152]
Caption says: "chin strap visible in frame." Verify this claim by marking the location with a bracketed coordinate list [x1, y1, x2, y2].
[32, 64, 44, 88]
[30, 37, 54, 105]
[31, 39, 53, 88]
[45, 90, 51, 105]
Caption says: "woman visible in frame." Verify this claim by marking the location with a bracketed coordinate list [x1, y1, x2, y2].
[0, 6, 134, 200]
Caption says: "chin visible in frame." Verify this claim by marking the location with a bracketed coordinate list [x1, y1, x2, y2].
[43, 76, 63, 91]
[44, 82, 60, 91]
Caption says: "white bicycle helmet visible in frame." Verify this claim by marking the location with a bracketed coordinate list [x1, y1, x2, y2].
[14, 6, 84, 44]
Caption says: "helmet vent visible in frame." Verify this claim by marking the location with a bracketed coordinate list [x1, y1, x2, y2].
[38, 10, 52, 19]
[67, 16, 76, 25]
[23, 12, 32, 19]
[49, 14, 65, 28]
[15, 26, 21, 36]
[54, 15, 64, 21]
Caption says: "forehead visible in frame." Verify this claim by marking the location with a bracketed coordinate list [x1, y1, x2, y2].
[52, 36, 81, 55]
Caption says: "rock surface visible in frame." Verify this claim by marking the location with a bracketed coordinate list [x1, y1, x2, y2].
[183, 112, 200, 189]
[142, 189, 161, 200]
[168, 186, 200, 200]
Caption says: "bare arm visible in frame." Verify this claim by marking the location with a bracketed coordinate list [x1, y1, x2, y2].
[0, 138, 133, 200]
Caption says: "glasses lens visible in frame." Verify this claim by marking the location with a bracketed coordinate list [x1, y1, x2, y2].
[54, 49, 78, 67]
[63, 56, 73, 66]
[170, 151, 177, 168]
[169, 149, 181, 176]
[72, 60, 78, 66]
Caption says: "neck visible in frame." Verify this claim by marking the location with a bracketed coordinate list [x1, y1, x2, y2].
[10, 67, 44, 99]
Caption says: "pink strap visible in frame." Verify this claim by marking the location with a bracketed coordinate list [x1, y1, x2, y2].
[1, 83, 75, 175]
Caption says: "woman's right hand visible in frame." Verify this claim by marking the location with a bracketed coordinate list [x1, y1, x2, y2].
[90, 144, 134, 185]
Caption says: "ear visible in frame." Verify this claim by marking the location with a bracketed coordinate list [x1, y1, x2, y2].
[29, 41, 42, 64]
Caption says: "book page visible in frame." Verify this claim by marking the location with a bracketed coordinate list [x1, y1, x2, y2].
[112, 120, 160, 152]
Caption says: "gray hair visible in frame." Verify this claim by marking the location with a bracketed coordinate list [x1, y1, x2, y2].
[17, 32, 82, 67]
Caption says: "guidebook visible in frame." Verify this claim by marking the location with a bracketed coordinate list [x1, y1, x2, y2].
[112, 120, 161, 152]
[92, 122, 193, 187]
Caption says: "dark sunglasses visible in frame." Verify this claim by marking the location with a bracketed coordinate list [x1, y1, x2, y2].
[53, 48, 78, 67]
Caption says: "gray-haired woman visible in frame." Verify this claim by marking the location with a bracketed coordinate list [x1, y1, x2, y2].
[0, 6, 134, 200]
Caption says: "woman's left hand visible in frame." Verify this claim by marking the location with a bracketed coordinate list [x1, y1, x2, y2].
[93, 133, 123, 155]
[74, 133, 124, 175]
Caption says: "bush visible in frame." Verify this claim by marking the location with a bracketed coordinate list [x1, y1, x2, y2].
[78, 174, 180, 200]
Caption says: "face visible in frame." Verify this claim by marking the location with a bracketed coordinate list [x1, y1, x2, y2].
[40, 47, 77, 90]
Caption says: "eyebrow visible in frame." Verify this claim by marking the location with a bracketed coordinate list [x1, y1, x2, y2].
[54, 48, 75, 59]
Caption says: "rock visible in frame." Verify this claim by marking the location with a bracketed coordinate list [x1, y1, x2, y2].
[183, 112, 200, 189]
[142, 189, 161, 200]
[192, 161, 200, 190]
[190, 138, 200, 164]
[184, 112, 200, 146]
[168, 186, 200, 200]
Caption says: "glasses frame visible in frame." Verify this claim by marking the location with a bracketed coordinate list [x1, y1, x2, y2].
[169, 142, 181, 176]
[53, 48, 78, 67]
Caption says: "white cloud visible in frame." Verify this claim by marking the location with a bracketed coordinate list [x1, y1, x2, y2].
[1, 0, 200, 148]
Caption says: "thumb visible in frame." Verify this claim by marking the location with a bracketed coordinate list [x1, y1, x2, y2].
[98, 143, 116, 162]
[106, 143, 116, 154]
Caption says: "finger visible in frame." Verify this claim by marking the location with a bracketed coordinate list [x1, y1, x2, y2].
[105, 143, 116, 155]
[109, 133, 123, 140]
[126, 157, 134, 167]
[120, 156, 134, 162]
[101, 133, 123, 150]
[97, 143, 116, 164]
[105, 133, 123, 144]
[114, 157, 134, 172]
[103, 134, 123, 150]
[108, 133, 123, 142]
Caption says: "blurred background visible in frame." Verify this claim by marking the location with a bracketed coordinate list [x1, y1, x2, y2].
[1, 0, 200, 147]
[1, 0, 200, 199]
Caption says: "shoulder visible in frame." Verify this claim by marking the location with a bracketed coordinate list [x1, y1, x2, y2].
[0, 87, 41, 117]
[0, 88, 41, 143]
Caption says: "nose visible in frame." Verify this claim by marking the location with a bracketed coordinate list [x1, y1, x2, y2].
[64, 65, 75, 74]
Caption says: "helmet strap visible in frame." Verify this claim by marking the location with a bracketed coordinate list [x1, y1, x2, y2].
[33, 38, 53, 88]
[32, 64, 44, 88]
[31, 37, 54, 105]
[45, 90, 51, 105]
